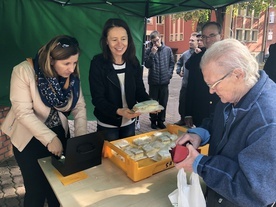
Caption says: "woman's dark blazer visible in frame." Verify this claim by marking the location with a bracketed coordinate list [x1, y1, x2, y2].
[89, 54, 150, 127]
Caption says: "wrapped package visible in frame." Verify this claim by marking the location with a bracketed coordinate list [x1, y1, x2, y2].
[132, 100, 164, 113]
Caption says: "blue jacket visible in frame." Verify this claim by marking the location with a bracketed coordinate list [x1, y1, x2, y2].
[193, 70, 276, 206]
[176, 48, 194, 87]
[144, 43, 175, 85]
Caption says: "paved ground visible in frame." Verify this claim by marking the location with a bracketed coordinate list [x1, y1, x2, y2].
[0, 70, 182, 207]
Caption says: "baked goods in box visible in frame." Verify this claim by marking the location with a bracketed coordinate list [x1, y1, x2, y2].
[133, 136, 152, 146]
[129, 147, 145, 161]
[132, 100, 164, 113]
[114, 139, 130, 149]
[155, 135, 171, 145]
[154, 148, 172, 161]
[142, 144, 158, 158]
[121, 130, 182, 162]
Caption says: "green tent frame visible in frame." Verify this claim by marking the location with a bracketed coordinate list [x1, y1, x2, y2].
[0, 0, 250, 120]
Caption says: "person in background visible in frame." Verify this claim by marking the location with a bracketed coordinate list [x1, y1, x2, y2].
[263, 43, 276, 82]
[176, 39, 276, 207]
[1, 35, 87, 207]
[195, 31, 204, 53]
[174, 32, 198, 126]
[185, 22, 221, 127]
[89, 18, 150, 141]
[144, 30, 175, 129]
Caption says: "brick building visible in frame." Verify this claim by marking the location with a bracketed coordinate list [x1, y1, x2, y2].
[146, 5, 272, 64]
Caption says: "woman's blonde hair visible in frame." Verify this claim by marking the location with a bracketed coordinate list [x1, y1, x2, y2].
[38, 35, 80, 77]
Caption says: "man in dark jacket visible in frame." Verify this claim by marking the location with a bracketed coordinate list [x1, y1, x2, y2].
[263, 43, 276, 82]
[174, 32, 198, 126]
[185, 22, 221, 127]
[144, 30, 175, 129]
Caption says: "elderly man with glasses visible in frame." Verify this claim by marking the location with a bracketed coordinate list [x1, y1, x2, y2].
[185, 21, 222, 127]
[176, 38, 276, 207]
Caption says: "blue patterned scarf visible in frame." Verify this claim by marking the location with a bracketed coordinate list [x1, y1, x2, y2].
[33, 55, 80, 111]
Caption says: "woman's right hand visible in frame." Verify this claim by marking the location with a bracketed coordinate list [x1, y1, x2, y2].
[47, 137, 63, 157]
[117, 108, 141, 119]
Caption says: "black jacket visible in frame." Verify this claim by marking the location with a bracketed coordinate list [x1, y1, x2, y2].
[185, 48, 220, 126]
[144, 43, 175, 85]
[89, 54, 150, 126]
[263, 43, 276, 82]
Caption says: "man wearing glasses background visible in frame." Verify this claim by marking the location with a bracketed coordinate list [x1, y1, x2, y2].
[184, 22, 222, 127]
[144, 30, 175, 129]
[174, 32, 198, 126]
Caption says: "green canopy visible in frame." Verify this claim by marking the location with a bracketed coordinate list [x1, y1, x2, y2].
[46, 0, 250, 18]
[0, 0, 250, 120]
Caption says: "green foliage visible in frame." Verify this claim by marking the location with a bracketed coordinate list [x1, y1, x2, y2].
[173, 0, 275, 23]
[174, 9, 210, 23]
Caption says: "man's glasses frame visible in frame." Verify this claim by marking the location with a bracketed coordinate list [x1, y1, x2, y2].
[207, 70, 233, 90]
[151, 38, 160, 44]
[202, 33, 219, 40]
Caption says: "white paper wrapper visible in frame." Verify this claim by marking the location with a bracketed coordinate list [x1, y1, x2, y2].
[132, 100, 164, 113]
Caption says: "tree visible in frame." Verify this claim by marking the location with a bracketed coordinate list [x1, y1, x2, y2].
[173, 0, 275, 30]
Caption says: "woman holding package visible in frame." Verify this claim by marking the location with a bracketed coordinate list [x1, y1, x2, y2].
[1, 35, 87, 207]
[89, 18, 151, 141]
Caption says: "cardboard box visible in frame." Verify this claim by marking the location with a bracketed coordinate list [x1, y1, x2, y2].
[104, 124, 209, 181]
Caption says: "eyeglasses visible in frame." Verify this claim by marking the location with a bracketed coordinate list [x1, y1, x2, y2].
[152, 38, 160, 44]
[207, 70, 233, 90]
[202, 33, 219, 39]
[55, 37, 79, 48]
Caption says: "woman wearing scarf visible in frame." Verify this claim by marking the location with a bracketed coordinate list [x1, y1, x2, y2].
[1, 35, 87, 207]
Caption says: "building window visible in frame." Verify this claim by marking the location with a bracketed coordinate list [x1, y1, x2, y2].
[236, 29, 258, 42]
[269, 12, 275, 23]
[244, 30, 250, 41]
[170, 34, 173, 41]
[251, 30, 258, 41]
[268, 30, 273, 40]
[235, 5, 259, 43]
[175, 34, 178, 41]
[180, 34, 183, 40]
[236, 29, 243, 41]
[156, 16, 162, 24]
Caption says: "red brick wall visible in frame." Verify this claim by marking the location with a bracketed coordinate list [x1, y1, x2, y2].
[0, 106, 13, 162]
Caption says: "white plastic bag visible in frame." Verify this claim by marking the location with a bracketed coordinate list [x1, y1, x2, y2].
[168, 168, 206, 207]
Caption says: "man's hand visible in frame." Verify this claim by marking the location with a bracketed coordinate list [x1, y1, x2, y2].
[195, 47, 202, 54]
[151, 46, 158, 54]
[175, 132, 201, 149]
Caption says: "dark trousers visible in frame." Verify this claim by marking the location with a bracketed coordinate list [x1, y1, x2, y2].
[13, 139, 60, 207]
[97, 122, 135, 141]
[178, 85, 187, 120]
[149, 84, 169, 122]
